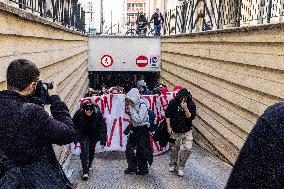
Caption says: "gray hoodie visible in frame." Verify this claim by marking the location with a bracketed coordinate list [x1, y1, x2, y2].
[126, 88, 149, 127]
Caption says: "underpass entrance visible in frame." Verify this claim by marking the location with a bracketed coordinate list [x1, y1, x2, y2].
[89, 71, 160, 92]
[88, 36, 161, 92]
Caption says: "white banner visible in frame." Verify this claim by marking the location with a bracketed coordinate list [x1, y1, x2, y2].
[74, 93, 176, 155]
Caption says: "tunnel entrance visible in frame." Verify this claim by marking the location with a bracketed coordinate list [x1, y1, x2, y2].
[88, 71, 160, 93]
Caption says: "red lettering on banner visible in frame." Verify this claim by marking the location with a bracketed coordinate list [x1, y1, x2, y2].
[101, 94, 113, 114]
[152, 95, 157, 111]
[94, 97, 100, 105]
[143, 96, 152, 110]
[106, 118, 117, 147]
[123, 118, 130, 125]
[160, 95, 169, 112]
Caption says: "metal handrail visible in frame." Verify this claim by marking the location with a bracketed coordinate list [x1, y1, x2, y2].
[9, 0, 85, 33]
[163, 0, 284, 35]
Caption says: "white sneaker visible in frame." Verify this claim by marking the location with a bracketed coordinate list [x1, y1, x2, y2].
[177, 169, 184, 177]
[82, 173, 89, 180]
[169, 166, 175, 172]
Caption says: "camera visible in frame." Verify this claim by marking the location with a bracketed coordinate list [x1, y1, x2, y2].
[32, 80, 54, 106]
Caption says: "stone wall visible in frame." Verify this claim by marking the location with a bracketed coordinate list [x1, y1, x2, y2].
[0, 2, 88, 164]
[161, 23, 284, 164]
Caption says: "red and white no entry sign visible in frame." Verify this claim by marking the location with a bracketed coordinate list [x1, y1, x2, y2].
[100, 55, 113, 68]
[136, 55, 148, 68]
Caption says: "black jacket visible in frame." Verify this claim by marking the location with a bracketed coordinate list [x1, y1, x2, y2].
[136, 14, 148, 28]
[152, 120, 175, 147]
[226, 102, 284, 189]
[150, 12, 164, 25]
[73, 106, 107, 146]
[165, 88, 196, 133]
[0, 90, 76, 188]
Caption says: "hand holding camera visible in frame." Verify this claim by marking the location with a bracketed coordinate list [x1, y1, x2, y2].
[47, 82, 58, 96]
[32, 81, 57, 106]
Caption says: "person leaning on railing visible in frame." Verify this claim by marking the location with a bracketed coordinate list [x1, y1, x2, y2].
[150, 8, 164, 36]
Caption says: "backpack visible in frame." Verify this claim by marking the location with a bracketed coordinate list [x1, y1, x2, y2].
[147, 109, 158, 132]
[140, 102, 158, 132]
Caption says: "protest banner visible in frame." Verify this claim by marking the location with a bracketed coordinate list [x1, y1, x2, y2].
[72, 93, 175, 155]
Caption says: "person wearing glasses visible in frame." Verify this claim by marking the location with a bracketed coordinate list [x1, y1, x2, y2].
[73, 100, 107, 180]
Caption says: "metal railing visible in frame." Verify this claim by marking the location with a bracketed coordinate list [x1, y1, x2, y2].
[163, 0, 284, 35]
[9, 0, 85, 32]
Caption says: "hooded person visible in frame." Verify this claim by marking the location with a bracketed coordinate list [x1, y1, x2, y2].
[137, 80, 152, 95]
[73, 100, 107, 180]
[124, 88, 153, 175]
[165, 88, 196, 176]
[173, 86, 182, 93]
[225, 102, 284, 188]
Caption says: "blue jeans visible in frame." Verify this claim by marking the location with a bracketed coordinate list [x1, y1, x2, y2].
[154, 24, 161, 36]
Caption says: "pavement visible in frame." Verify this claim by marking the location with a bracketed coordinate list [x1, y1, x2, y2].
[65, 143, 232, 189]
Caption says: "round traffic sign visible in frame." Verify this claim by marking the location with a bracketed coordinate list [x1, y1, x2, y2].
[100, 55, 113, 68]
[136, 55, 148, 68]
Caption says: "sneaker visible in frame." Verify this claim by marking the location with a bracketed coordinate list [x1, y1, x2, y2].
[82, 173, 89, 180]
[177, 169, 184, 177]
[169, 166, 175, 172]
[124, 168, 137, 174]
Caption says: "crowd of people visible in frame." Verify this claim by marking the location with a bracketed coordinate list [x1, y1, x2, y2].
[1, 59, 284, 189]
[0, 59, 196, 188]
[84, 79, 172, 98]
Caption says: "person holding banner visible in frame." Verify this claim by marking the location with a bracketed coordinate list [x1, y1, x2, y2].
[124, 88, 153, 175]
[165, 88, 196, 177]
[73, 100, 107, 180]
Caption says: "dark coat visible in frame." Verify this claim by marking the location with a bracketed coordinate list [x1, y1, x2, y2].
[152, 120, 175, 147]
[136, 14, 148, 28]
[150, 12, 164, 25]
[226, 102, 284, 189]
[0, 90, 76, 188]
[73, 106, 107, 146]
[165, 88, 196, 133]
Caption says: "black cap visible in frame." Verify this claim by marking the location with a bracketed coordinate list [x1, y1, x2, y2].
[83, 101, 95, 111]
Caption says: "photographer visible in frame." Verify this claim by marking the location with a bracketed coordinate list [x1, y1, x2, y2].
[124, 88, 153, 175]
[73, 100, 107, 180]
[0, 59, 76, 188]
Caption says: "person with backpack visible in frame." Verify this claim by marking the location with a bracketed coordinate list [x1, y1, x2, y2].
[123, 88, 153, 175]
[73, 100, 107, 180]
[165, 88, 196, 177]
